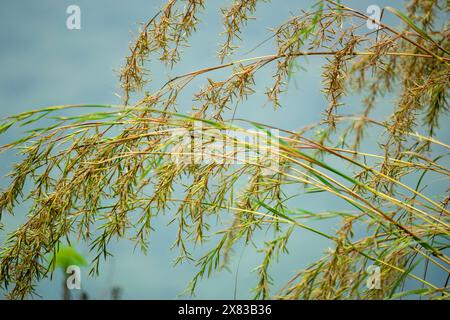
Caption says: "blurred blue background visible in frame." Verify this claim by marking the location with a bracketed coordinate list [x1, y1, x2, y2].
[0, 0, 448, 299]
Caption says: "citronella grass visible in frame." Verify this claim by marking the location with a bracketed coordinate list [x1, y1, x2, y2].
[0, 0, 448, 299]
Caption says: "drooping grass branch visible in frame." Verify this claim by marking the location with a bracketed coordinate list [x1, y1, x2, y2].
[0, 0, 449, 299]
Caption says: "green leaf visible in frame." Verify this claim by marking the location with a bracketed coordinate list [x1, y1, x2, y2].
[0, 121, 15, 134]
[389, 288, 431, 300]
[51, 246, 88, 271]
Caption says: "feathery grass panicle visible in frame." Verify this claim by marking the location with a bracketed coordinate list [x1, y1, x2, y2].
[0, 0, 449, 299]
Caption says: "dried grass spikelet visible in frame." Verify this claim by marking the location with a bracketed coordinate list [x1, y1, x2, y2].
[349, 35, 399, 150]
[322, 34, 362, 128]
[265, 9, 326, 108]
[194, 64, 257, 120]
[266, 17, 308, 109]
[120, 0, 205, 104]
[1, 0, 450, 300]
[407, 0, 438, 29]
[218, 0, 261, 62]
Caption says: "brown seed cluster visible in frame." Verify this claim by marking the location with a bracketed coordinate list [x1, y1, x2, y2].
[0, 0, 449, 299]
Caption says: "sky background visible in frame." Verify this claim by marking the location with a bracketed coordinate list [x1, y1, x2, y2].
[0, 0, 448, 299]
